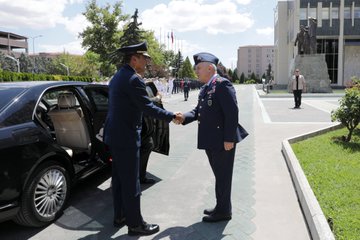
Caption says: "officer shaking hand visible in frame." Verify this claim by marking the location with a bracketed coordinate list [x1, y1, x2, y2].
[104, 41, 182, 236]
[176, 52, 248, 223]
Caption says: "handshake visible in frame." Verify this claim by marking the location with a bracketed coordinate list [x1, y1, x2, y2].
[172, 112, 185, 125]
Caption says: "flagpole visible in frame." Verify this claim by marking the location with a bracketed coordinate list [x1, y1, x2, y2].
[167, 32, 169, 51]
[159, 27, 162, 46]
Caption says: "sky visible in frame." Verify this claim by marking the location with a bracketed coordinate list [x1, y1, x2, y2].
[0, 0, 278, 69]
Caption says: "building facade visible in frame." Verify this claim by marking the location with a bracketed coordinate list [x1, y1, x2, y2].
[0, 31, 28, 58]
[274, 0, 360, 87]
[237, 45, 275, 81]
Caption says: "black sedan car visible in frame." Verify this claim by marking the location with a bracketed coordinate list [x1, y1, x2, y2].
[0, 81, 170, 227]
[0, 81, 113, 227]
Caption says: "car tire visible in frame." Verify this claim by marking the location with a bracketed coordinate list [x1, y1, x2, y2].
[14, 161, 70, 227]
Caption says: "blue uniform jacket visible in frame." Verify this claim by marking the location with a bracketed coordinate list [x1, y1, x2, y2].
[104, 64, 174, 148]
[182, 76, 243, 150]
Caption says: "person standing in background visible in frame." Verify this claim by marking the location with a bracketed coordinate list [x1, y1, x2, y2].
[291, 68, 306, 109]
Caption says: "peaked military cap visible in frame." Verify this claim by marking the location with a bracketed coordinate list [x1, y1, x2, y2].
[193, 52, 219, 66]
[110, 41, 151, 61]
[118, 41, 151, 58]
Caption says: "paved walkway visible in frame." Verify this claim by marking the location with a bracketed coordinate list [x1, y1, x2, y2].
[0, 85, 341, 240]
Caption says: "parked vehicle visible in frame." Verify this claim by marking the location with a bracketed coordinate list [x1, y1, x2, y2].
[0, 80, 170, 227]
[0, 81, 111, 227]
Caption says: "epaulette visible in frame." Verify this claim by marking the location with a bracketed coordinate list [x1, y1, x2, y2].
[212, 76, 225, 85]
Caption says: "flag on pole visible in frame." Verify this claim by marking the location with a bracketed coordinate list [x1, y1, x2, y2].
[171, 31, 174, 44]
[167, 32, 170, 50]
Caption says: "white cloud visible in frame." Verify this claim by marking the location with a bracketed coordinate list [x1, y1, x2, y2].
[256, 27, 274, 36]
[0, 0, 87, 36]
[140, 0, 254, 35]
[0, 0, 67, 29]
[235, 0, 252, 5]
[41, 40, 85, 54]
[61, 14, 89, 37]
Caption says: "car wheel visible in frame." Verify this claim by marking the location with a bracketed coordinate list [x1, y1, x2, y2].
[14, 161, 70, 227]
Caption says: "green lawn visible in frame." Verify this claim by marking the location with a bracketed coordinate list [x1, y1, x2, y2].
[291, 127, 360, 240]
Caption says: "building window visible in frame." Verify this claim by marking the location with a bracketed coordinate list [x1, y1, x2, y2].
[344, 7, 351, 19]
[317, 39, 338, 84]
[322, 8, 330, 20]
[300, 8, 307, 20]
[354, 7, 360, 18]
[308, 8, 317, 19]
[332, 7, 339, 19]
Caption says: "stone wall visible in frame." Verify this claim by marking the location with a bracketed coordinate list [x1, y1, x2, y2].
[344, 46, 360, 85]
[290, 54, 332, 93]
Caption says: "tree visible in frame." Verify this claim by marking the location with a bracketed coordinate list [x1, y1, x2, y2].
[331, 77, 360, 142]
[262, 73, 266, 80]
[80, 0, 127, 76]
[174, 51, 184, 78]
[143, 31, 167, 77]
[227, 69, 233, 79]
[18, 53, 33, 73]
[179, 56, 196, 79]
[232, 70, 239, 82]
[162, 50, 177, 76]
[217, 62, 230, 79]
[266, 63, 272, 82]
[240, 72, 245, 83]
[250, 72, 256, 82]
[118, 9, 144, 47]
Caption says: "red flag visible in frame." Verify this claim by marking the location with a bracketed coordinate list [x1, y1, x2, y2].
[171, 31, 174, 44]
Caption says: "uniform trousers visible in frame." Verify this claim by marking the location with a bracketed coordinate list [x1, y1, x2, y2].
[184, 89, 189, 100]
[110, 145, 143, 227]
[140, 136, 154, 180]
[205, 146, 236, 215]
[293, 90, 303, 107]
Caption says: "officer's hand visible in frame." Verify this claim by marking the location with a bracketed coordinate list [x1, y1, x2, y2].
[224, 142, 234, 151]
[172, 112, 184, 125]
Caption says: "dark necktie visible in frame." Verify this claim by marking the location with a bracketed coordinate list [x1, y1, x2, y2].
[296, 76, 299, 90]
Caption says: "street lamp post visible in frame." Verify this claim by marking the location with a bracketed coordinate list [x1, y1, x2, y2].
[31, 35, 43, 55]
[31, 35, 42, 74]
[60, 63, 70, 76]
[5, 55, 20, 72]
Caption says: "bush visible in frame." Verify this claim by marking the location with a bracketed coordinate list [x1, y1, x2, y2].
[0, 71, 98, 83]
[331, 77, 360, 142]
[245, 79, 256, 84]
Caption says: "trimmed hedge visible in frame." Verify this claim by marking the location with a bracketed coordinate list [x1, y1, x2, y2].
[0, 70, 98, 83]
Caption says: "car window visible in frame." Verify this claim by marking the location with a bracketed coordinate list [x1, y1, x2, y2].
[84, 88, 108, 112]
[0, 87, 26, 112]
[42, 90, 80, 108]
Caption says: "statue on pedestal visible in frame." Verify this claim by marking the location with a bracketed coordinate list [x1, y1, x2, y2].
[295, 18, 317, 55]
[308, 17, 317, 54]
[294, 25, 305, 55]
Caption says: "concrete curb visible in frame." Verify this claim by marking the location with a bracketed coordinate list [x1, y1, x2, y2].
[282, 124, 342, 240]
[257, 90, 345, 98]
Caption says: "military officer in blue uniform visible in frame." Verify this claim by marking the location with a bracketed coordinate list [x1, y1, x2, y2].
[104, 42, 182, 236]
[181, 52, 248, 222]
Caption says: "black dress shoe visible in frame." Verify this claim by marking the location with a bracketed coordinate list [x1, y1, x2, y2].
[202, 213, 232, 222]
[113, 217, 126, 228]
[128, 222, 160, 236]
[203, 208, 216, 215]
[140, 177, 156, 184]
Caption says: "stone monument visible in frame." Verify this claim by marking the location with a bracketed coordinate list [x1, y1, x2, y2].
[292, 54, 333, 93]
[292, 17, 332, 93]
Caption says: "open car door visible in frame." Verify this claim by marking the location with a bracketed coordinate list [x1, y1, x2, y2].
[144, 82, 170, 155]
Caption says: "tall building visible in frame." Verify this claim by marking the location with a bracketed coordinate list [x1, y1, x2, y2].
[274, 0, 360, 87]
[0, 31, 28, 57]
[237, 45, 275, 80]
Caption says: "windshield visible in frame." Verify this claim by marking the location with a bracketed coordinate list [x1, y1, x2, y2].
[0, 87, 26, 112]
